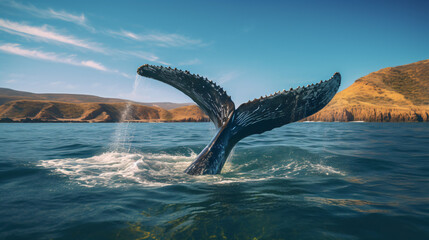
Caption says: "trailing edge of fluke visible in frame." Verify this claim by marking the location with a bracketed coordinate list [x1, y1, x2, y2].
[137, 64, 341, 175]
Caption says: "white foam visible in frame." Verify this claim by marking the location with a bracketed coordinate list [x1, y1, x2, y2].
[39, 151, 345, 188]
[39, 151, 197, 187]
[310, 163, 344, 176]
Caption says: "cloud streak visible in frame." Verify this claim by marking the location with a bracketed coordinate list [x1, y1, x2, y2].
[47, 9, 86, 26]
[0, 43, 111, 72]
[0, 19, 102, 52]
[110, 29, 205, 48]
[215, 71, 241, 85]
[178, 58, 201, 66]
[2, 0, 89, 28]
[118, 50, 170, 65]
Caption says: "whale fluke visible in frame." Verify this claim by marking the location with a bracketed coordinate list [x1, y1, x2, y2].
[230, 73, 341, 144]
[138, 65, 234, 128]
[138, 65, 341, 175]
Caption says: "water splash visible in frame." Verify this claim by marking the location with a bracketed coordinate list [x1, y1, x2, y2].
[38, 149, 344, 188]
[109, 74, 142, 152]
[39, 151, 198, 187]
[131, 74, 141, 97]
[109, 106, 132, 152]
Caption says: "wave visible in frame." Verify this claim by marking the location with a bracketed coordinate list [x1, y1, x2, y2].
[38, 148, 345, 188]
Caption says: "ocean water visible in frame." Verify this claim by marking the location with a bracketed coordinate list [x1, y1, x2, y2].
[0, 122, 428, 239]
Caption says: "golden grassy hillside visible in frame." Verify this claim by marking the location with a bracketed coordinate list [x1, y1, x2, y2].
[305, 59, 429, 122]
[168, 105, 209, 122]
[0, 100, 209, 123]
[0, 88, 193, 110]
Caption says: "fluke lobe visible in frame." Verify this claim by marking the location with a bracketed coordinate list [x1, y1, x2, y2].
[138, 65, 341, 175]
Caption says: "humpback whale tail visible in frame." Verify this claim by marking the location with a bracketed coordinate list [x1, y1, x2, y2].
[138, 65, 341, 175]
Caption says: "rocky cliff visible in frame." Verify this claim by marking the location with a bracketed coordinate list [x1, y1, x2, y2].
[305, 59, 429, 122]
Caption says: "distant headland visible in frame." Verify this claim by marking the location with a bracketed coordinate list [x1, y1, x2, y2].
[0, 88, 208, 123]
[1, 59, 428, 123]
[304, 59, 429, 122]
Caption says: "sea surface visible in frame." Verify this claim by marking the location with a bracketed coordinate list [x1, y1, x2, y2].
[0, 122, 428, 240]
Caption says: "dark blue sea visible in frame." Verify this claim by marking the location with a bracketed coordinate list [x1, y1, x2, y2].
[1, 122, 428, 240]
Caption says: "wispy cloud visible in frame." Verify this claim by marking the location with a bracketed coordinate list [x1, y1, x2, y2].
[0, 19, 103, 52]
[0, 43, 112, 73]
[215, 71, 241, 85]
[2, 0, 89, 28]
[80, 60, 107, 71]
[119, 30, 140, 40]
[47, 9, 86, 26]
[178, 58, 201, 66]
[4, 79, 17, 84]
[110, 29, 205, 48]
[119, 50, 170, 65]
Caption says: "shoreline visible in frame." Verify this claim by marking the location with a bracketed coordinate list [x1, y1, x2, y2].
[1, 118, 428, 123]
[0, 117, 210, 123]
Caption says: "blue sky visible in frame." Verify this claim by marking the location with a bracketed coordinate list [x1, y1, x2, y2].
[0, 0, 428, 104]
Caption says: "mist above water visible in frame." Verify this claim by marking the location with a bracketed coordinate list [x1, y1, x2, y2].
[109, 74, 142, 152]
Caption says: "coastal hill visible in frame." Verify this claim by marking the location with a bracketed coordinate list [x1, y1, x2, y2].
[0, 88, 193, 110]
[1, 59, 428, 123]
[305, 59, 429, 122]
[0, 88, 207, 122]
